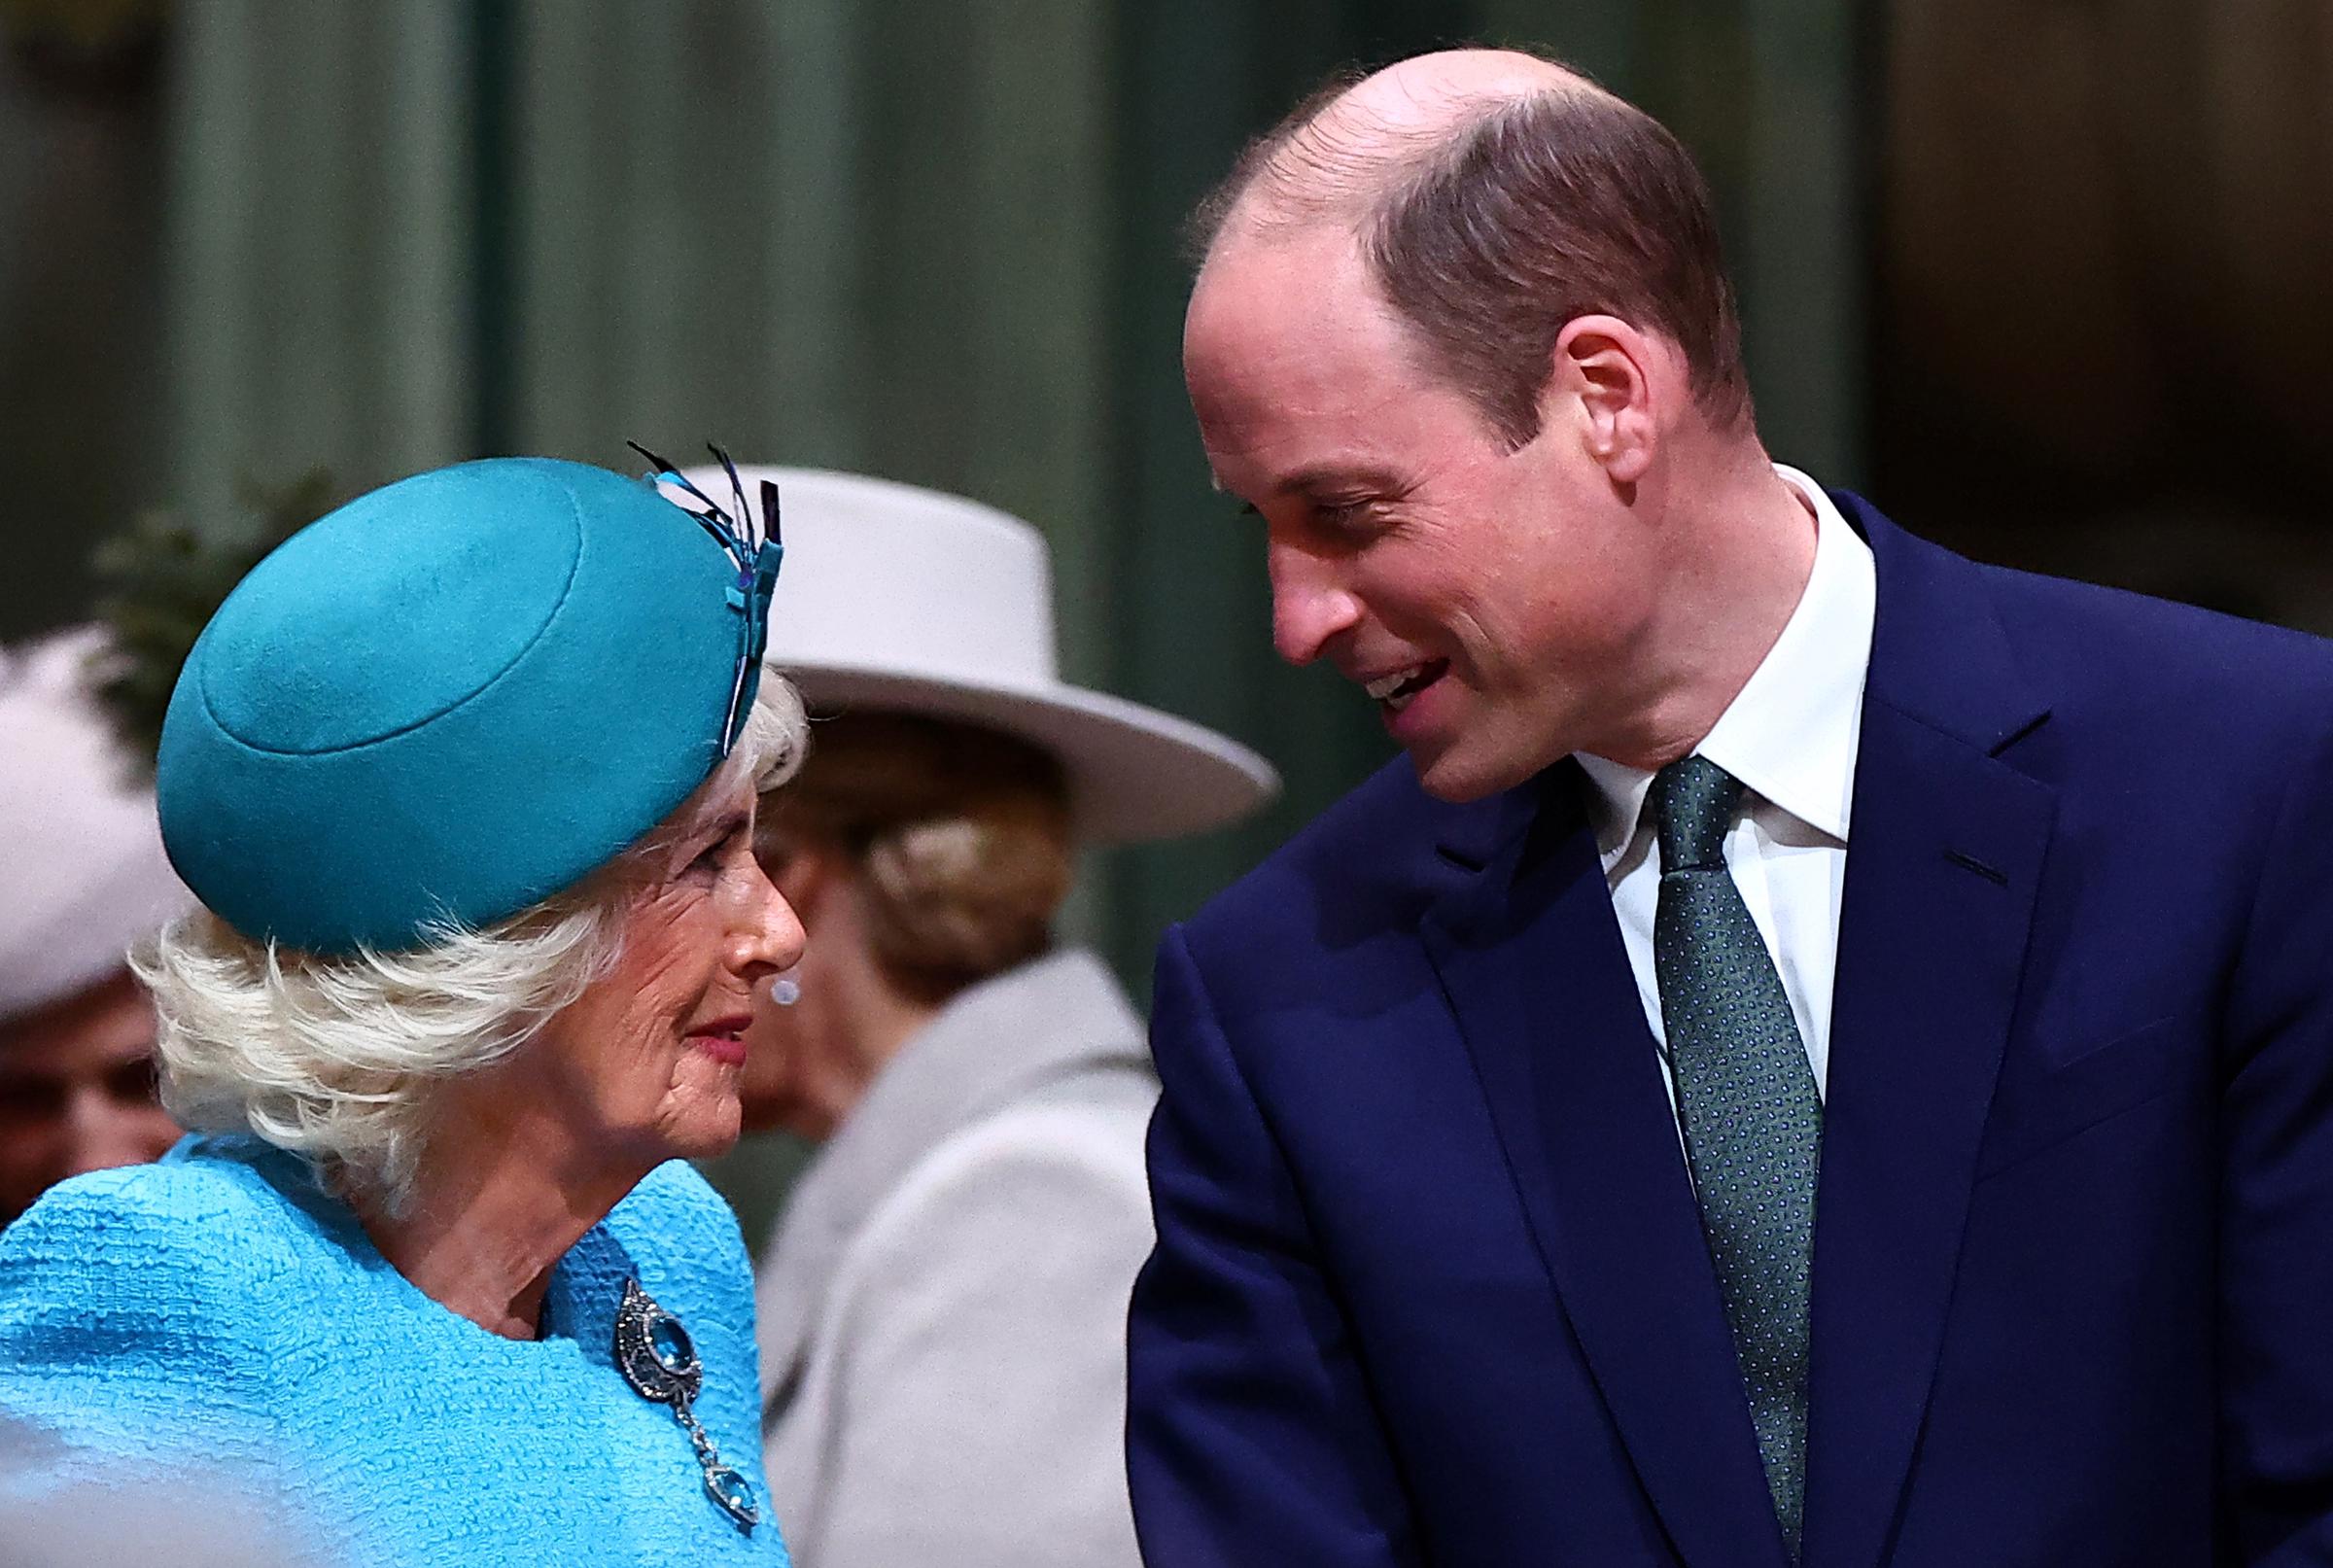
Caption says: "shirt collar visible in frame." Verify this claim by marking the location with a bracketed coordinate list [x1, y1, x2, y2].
[1575, 465, 1875, 854]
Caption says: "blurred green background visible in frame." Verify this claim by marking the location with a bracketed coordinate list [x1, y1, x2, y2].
[7, 0, 2327, 1238]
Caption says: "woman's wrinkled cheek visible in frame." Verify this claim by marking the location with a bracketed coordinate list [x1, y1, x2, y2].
[620, 890, 716, 1015]
[650, 1050, 745, 1155]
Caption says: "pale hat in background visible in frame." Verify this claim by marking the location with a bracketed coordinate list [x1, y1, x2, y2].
[0, 627, 193, 1024]
[673, 465, 1279, 842]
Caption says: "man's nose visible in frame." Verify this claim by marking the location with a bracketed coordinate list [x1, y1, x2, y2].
[1268, 539, 1362, 667]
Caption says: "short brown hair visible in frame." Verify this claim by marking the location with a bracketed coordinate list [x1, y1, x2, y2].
[1196, 71, 1752, 446]
[757, 713, 1072, 1007]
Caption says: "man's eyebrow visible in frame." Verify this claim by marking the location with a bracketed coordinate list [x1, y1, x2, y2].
[1212, 466, 1410, 515]
[1269, 465, 1409, 498]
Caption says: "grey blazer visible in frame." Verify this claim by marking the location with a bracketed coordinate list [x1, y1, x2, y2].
[756, 950, 1156, 1568]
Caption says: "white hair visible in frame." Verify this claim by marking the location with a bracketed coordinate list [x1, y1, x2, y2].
[135, 679, 807, 1212]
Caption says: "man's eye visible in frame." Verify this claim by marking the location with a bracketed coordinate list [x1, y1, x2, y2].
[1313, 498, 1378, 530]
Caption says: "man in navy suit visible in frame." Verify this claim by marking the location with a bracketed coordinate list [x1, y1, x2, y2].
[1127, 47, 2333, 1568]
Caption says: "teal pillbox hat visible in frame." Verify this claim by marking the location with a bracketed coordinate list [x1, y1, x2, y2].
[157, 456, 774, 954]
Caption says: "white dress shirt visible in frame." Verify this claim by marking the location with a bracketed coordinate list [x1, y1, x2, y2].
[1574, 466, 1875, 1109]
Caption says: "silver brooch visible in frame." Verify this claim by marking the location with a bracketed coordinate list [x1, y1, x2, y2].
[614, 1276, 760, 1532]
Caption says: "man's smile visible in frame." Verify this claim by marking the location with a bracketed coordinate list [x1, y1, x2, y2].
[1361, 660, 1449, 714]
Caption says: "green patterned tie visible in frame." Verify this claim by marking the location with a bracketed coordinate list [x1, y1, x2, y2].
[1650, 755, 1821, 1555]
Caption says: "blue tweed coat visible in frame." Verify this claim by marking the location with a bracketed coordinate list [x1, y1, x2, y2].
[0, 1135, 789, 1566]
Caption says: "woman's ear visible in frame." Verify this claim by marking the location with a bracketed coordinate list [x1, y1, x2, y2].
[1550, 314, 1661, 486]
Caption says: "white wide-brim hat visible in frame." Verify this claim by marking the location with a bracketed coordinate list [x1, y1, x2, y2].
[0, 626, 194, 1023]
[674, 465, 1278, 843]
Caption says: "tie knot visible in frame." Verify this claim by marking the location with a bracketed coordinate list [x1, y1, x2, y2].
[1650, 754, 1743, 871]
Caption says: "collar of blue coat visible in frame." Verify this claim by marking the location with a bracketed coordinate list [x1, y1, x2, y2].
[156, 456, 771, 954]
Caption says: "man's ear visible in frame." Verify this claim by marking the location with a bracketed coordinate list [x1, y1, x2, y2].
[1550, 314, 1660, 486]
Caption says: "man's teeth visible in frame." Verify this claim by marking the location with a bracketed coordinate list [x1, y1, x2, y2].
[1365, 668, 1422, 701]
[1366, 665, 1443, 712]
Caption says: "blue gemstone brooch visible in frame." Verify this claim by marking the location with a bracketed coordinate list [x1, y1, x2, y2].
[628, 441, 784, 758]
[613, 1275, 761, 1532]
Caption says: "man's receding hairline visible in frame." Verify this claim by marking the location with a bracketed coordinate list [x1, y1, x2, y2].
[1193, 51, 1753, 440]
[1214, 69, 1610, 251]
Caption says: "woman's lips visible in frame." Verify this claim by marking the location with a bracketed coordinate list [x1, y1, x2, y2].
[686, 1015, 752, 1066]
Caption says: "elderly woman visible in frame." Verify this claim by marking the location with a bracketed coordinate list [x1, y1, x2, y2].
[691, 467, 1276, 1568]
[0, 457, 804, 1566]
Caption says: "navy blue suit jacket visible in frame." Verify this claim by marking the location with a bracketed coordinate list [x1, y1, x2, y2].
[1128, 496, 2333, 1568]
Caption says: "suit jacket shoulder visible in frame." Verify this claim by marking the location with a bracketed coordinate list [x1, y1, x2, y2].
[1843, 496, 2333, 840]
[1180, 754, 1527, 1005]
[1973, 549, 2333, 750]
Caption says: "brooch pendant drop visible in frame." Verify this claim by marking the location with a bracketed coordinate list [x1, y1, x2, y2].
[614, 1276, 760, 1532]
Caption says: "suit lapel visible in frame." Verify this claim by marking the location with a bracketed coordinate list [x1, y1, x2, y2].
[1800, 497, 2058, 1568]
[1423, 769, 1792, 1568]
[1411, 497, 2055, 1567]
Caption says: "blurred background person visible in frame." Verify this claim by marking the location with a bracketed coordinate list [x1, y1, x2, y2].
[0, 625, 190, 1230]
[0, 457, 803, 1565]
[698, 467, 1275, 1568]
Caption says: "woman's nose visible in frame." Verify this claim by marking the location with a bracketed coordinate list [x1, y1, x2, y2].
[726, 856, 806, 981]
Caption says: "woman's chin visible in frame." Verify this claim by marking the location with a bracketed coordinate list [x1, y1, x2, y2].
[649, 1075, 747, 1163]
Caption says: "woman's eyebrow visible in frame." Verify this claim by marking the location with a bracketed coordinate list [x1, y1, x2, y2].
[687, 809, 750, 854]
